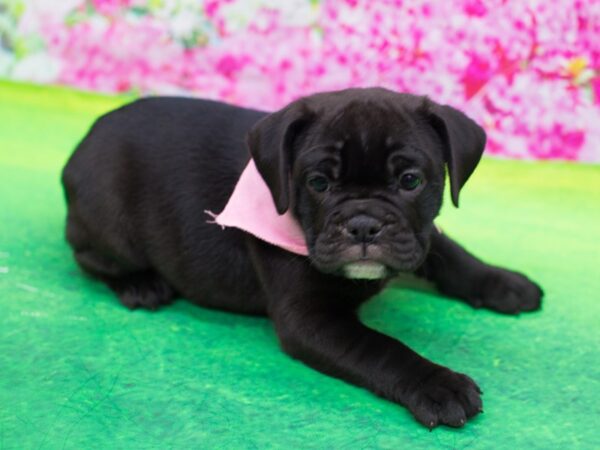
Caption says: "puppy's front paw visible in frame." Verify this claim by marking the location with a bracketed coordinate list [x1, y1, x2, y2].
[404, 367, 482, 429]
[473, 268, 543, 314]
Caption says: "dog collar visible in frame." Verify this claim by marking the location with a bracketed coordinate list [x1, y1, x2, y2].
[208, 159, 309, 256]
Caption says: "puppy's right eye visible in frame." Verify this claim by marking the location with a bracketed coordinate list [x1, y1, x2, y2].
[399, 172, 422, 191]
[307, 175, 330, 193]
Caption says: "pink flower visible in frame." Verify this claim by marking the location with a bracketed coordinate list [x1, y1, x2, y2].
[91, 0, 133, 17]
[592, 77, 600, 105]
[23, 0, 600, 161]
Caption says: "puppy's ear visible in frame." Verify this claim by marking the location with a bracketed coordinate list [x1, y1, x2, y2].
[428, 103, 486, 207]
[247, 102, 314, 214]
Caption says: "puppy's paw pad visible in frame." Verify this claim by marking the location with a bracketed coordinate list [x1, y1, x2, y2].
[476, 269, 543, 314]
[406, 368, 482, 429]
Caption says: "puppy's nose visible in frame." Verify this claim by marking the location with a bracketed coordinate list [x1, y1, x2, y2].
[345, 215, 383, 243]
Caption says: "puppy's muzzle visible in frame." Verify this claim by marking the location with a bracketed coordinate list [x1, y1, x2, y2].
[339, 214, 388, 280]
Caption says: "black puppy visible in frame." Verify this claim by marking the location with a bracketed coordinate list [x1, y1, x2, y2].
[62, 87, 542, 428]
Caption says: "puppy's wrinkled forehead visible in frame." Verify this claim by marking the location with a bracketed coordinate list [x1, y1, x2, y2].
[248, 87, 486, 212]
[302, 98, 438, 181]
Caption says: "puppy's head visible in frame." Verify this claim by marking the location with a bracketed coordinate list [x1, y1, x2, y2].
[247, 88, 485, 279]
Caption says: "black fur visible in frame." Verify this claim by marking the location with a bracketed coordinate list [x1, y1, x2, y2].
[62, 87, 543, 428]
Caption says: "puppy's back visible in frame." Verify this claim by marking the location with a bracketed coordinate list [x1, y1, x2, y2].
[63, 97, 265, 200]
[62, 97, 268, 304]
[63, 96, 267, 219]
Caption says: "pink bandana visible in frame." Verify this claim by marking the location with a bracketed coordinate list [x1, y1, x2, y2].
[209, 159, 309, 256]
[209, 161, 444, 270]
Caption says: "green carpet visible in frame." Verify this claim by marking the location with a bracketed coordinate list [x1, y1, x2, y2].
[1, 80, 599, 449]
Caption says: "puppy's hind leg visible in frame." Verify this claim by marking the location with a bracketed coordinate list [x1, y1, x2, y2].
[72, 247, 175, 310]
[67, 213, 175, 310]
[74, 249, 175, 310]
[105, 271, 175, 310]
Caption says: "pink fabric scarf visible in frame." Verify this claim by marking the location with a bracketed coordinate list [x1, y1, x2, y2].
[208, 160, 309, 256]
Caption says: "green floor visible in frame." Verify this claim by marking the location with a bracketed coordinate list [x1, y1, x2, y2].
[1, 81, 599, 449]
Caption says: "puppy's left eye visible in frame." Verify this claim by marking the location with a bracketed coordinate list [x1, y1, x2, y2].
[399, 172, 422, 191]
[307, 174, 330, 193]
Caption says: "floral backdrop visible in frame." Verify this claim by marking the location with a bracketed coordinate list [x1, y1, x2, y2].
[1, 0, 599, 161]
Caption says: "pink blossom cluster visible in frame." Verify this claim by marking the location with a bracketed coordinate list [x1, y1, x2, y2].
[15, 0, 600, 160]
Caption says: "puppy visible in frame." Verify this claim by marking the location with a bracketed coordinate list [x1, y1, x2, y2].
[62, 88, 543, 428]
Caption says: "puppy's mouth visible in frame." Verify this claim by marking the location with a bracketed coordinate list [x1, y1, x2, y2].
[342, 260, 388, 280]
[310, 238, 427, 279]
